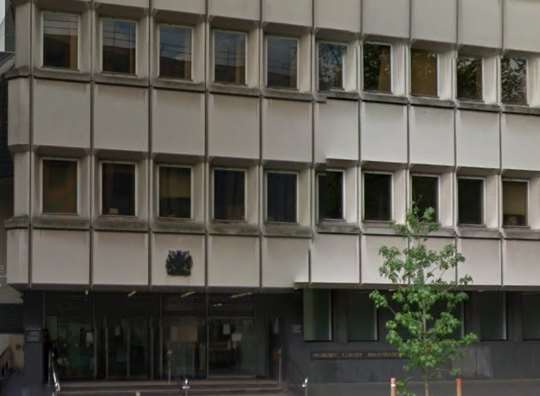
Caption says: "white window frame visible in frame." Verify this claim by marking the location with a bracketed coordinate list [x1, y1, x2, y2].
[211, 167, 248, 222]
[317, 169, 346, 223]
[100, 17, 138, 75]
[41, 10, 81, 70]
[212, 29, 248, 86]
[457, 176, 486, 226]
[157, 23, 194, 81]
[40, 157, 80, 216]
[157, 164, 193, 220]
[410, 47, 439, 98]
[264, 170, 299, 224]
[502, 178, 529, 228]
[456, 54, 484, 101]
[362, 171, 394, 223]
[317, 40, 348, 92]
[265, 35, 300, 90]
[99, 161, 138, 217]
[410, 173, 440, 223]
[362, 41, 393, 94]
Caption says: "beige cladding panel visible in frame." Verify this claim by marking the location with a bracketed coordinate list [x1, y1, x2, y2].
[505, 0, 540, 52]
[153, 0, 205, 13]
[97, 0, 149, 8]
[412, 0, 457, 43]
[361, 235, 407, 285]
[8, 79, 30, 147]
[209, 0, 259, 20]
[457, 238, 501, 286]
[502, 114, 540, 171]
[6, 229, 28, 285]
[262, 238, 309, 288]
[315, 0, 361, 32]
[263, 0, 312, 26]
[503, 240, 540, 286]
[459, 0, 501, 48]
[410, 107, 454, 166]
[208, 236, 259, 287]
[311, 234, 359, 284]
[456, 110, 500, 169]
[363, 0, 409, 38]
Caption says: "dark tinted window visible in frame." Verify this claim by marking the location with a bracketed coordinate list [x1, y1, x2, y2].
[458, 178, 484, 225]
[411, 49, 437, 97]
[501, 57, 527, 105]
[214, 30, 246, 84]
[43, 12, 78, 69]
[363, 43, 391, 92]
[319, 42, 347, 91]
[267, 36, 298, 89]
[522, 293, 540, 340]
[102, 18, 136, 74]
[159, 25, 192, 80]
[503, 180, 527, 227]
[412, 175, 438, 220]
[364, 173, 392, 221]
[304, 289, 332, 341]
[159, 166, 191, 218]
[477, 292, 506, 341]
[43, 159, 77, 214]
[102, 163, 135, 216]
[347, 291, 377, 341]
[457, 56, 482, 100]
[318, 171, 343, 221]
[214, 169, 245, 221]
[267, 172, 297, 223]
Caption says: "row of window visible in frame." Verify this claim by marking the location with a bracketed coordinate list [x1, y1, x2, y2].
[43, 11, 528, 103]
[42, 159, 529, 227]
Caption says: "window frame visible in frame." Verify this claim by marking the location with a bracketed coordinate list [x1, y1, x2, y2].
[157, 164, 193, 220]
[457, 176, 486, 227]
[265, 34, 300, 90]
[362, 171, 393, 223]
[317, 40, 348, 92]
[41, 10, 81, 71]
[346, 291, 379, 342]
[303, 289, 334, 342]
[317, 169, 346, 223]
[456, 54, 484, 101]
[211, 167, 248, 222]
[477, 292, 508, 342]
[99, 160, 138, 217]
[362, 41, 393, 94]
[264, 170, 299, 225]
[157, 23, 194, 81]
[411, 173, 440, 223]
[212, 28, 248, 86]
[410, 47, 439, 98]
[40, 157, 80, 216]
[100, 17, 138, 75]
[502, 178, 529, 228]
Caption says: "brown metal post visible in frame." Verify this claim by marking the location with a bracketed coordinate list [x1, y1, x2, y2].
[456, 377, 463, 396]
[390, 378, 397, 396]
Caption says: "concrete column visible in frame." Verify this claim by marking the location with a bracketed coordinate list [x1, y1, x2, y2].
[23, 291, 45, 389]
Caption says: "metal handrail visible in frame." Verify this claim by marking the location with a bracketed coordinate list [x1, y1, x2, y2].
[49, 351, 61, 395]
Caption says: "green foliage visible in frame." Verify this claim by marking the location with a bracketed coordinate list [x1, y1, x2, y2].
[369, 206, 477, 396]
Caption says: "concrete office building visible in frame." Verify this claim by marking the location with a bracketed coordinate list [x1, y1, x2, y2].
[4, 0, 540, 394]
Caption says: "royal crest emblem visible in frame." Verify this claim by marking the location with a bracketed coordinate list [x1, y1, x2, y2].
[166, 250, 193, 276]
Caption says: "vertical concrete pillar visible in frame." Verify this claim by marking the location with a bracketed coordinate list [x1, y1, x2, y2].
[23, 291, 45, 389]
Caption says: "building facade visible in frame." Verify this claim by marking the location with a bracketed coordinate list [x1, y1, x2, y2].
[5, 0, 540, 393]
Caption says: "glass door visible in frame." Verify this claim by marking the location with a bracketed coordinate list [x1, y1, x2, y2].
[107, 318, 128, 378]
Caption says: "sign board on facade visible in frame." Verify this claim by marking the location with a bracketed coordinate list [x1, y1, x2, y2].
[311, 351, 401, 360]
[24, 328, 43, 343]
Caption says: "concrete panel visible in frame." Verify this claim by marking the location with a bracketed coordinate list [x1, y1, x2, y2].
[505, 0, 540, 52]
[6, 230, 28, 285]
[425, 238, 457, 283]
[97, 0, 148, 7]
[502, 114, 540, 171]
[410, 107, 454, 166]
[153, 0, 205, 13]
[263, 99, 311, 162]
[152, 90, 204, 156]
[361, 102, 407, 164]
[32, 230, 89, 285]
[8, 79, 30, 147]
[458, 238, 501, 286]
[209, 0, 259, 20]
[459, 0, 501, 48]
[13, 153, 29, 217]
[262, 238, 309, 288]
[94, 85, 148, 152]
[33, 80, 90, 149]
[208, 236, 259, 287]
[363, 0, 409, 38]
[504, 240, 540, 286]
[209, 95, 259, 159]
[456, 110, 500, 169]
[311, 234, 359, 284]
[315, 0, 361, 32]
[152, 234, 205, 287]
[315, 100, 358, 163]
[263, 0, 312, 26]
[412, 0, 457, 43]
[361, 235, 407, 285]
[93, 232, 148, 285]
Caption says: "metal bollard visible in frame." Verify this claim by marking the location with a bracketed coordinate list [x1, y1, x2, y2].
[390, 378, 397, 396]
[301, 377, 309, 396]
[182, 378, 191, 396]
[456, 377, 463, 396]
[135, 392, 140, 396]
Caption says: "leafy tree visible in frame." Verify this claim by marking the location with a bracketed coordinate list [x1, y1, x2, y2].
[370, 207, 477, 396]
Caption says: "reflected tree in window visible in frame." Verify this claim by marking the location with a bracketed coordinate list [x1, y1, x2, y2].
[363, 43, 391, 92]
[501, 57, 527, 105]
[319, 42, 347, 91]
[457, 56, 482, 100]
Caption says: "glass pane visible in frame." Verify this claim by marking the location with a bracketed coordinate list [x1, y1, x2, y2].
[102, 18, 136, 74]
[267, 36, 298, 89]
[108, 318, 128, 378]
[214, 169, 245, 220]
[159, 167, 191, 218]
[43, 12, 78, 69]
[411, 49, 437, 97]
[458, 178, 484, 225]
[267, 172, 297, 223]
[303, 290, 332, 341]
[159, 25, 192, 80]
[43, 160, 77, 214]
[457, 56, 482, 100]
[129, 319, 150, 378]
[102, 163, 135, 216]
[501, 57, 527, 105]
[364, 173, 391, 221]
[318, 42, 347, 91]
[503, 180, 527, 226]
[347, 291, 377, 341]
[363, 43, 391, 92]
[412, 176, 438, 220]
[318, 171, 343, 221]
[522, 293, 540, 340]
[477, 292, 506, 341]
[214, 31, 246, 84]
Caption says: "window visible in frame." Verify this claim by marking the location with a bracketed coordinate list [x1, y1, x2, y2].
[318, 171, 344, 221]
[267, 36, 298, 89]
[266, 172, 297, 223]
[364, 173, 392, 221]
[214, 169, 245, 221]
[42, 159, 77, 214]
[522, 293, 540, 340]
[412, 175, 438, 220]
[363, 43, 391, 93]
[347, 291, 377, 341]
[101, 163, 135, 216]
[411, 49, 437, 97]
[159, 25, 192, 80]
[458, 178, 484, 225]
[477, 292, 507, 341]
[214, 30, 246, 85]
[43, 12, 79, 69]
[318, 42, 347, 91]
[501, 57, 527, 105]
[503, 180, 527, 227]
[457, 55, 482, 100]
[159, 166, 191, 219]
[102, 18, 136, 74]
[304, 289, 332, 341]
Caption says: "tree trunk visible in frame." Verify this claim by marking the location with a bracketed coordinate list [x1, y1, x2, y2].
[424, 376, 430, 396]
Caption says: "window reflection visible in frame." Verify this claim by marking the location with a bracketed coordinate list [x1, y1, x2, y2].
[102, 18, 136, 74]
